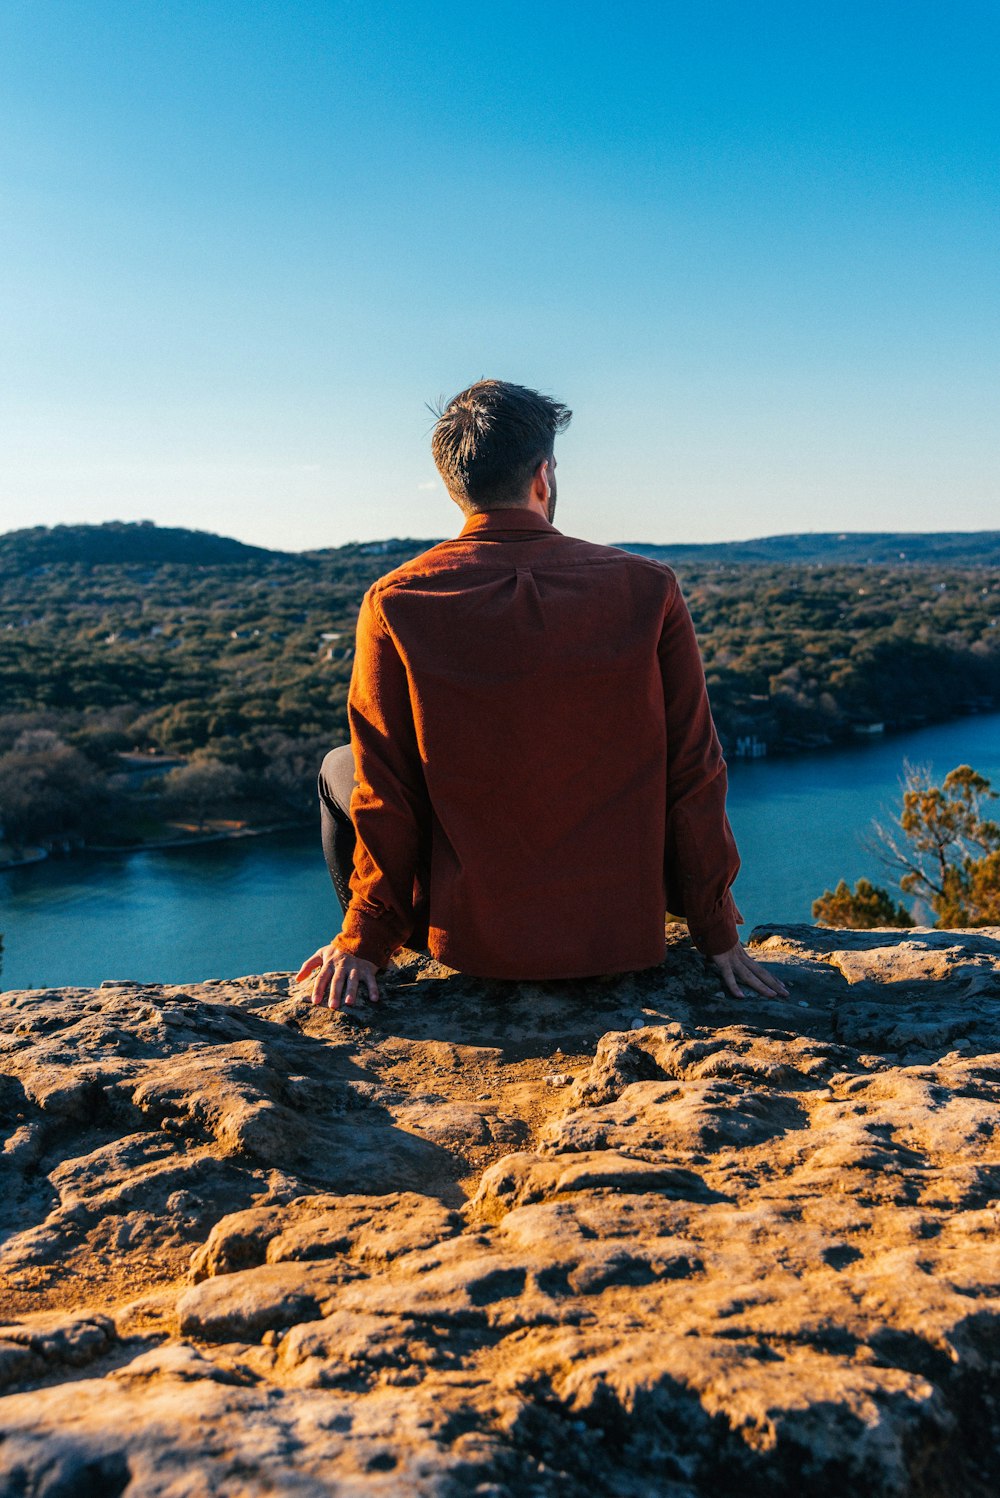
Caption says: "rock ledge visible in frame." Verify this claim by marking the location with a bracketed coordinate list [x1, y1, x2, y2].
[1, 925, 999, 1496]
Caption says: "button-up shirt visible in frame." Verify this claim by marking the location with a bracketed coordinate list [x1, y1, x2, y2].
[337, 508, 741, 977]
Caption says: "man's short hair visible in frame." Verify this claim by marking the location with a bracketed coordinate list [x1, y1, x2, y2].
[430, 379, 572, 512]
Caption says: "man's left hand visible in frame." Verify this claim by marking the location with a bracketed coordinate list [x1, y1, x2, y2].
[710, 940, 789, 1001]
[295, 941, 381, 1010]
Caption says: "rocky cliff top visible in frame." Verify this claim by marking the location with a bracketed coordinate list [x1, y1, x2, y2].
[1, 925, 999, 1496]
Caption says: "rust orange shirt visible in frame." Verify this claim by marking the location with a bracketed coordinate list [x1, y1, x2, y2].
[337, 509, 741, 977]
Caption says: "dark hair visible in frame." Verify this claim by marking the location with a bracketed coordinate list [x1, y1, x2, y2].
[430, 379, 572, 512]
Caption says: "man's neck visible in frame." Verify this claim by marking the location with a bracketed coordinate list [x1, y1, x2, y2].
[521, 491, 551, 522]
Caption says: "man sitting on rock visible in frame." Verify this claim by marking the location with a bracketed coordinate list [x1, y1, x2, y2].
[297, 380, 787, 1010]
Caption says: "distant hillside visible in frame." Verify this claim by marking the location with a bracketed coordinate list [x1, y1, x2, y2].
[0, 521, 285, 572]
[305, 539, 441, 563]
[3, 520, 999, 574]
[1, 518, 996, 852]
[619, 531, 1000, 567]
[0, 522, 448, 575]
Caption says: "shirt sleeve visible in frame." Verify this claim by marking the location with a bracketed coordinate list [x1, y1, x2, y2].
[335, 588, 430, 968]
[657, 575, 742, 957]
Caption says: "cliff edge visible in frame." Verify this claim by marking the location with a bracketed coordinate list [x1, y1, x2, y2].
[1, 926, 998, 1496]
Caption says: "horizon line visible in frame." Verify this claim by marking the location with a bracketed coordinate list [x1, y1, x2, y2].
[3, 517, 1000, 556]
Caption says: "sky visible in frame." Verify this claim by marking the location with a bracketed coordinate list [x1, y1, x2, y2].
[1, 0, 997, 551]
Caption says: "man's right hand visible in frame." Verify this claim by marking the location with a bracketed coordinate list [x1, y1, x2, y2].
[295, 941, 381, 1010]
[710, 941, 789, 1001]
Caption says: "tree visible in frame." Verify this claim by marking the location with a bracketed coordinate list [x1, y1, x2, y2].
[0, 731, 108, 846]
[256, 731, 333, 813]
[814, 763, 1000, 929]
[884, 763, 1000, 926]
[161, 759, 243, 833]
[812, 878, 914, 929]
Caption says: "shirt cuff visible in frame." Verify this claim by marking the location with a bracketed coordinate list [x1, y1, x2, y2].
[336, 907, 405, 969]
[687, 894, 741, 958]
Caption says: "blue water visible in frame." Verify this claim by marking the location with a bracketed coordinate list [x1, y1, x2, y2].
[2, 712, 998, 990]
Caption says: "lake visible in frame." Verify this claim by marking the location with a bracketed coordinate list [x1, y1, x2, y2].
[2, 712, 999, 991]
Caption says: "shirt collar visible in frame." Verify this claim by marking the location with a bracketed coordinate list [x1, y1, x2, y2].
[458, 508, 559, 539]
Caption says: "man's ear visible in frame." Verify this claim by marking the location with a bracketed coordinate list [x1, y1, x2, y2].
[531, 460, 550, 505]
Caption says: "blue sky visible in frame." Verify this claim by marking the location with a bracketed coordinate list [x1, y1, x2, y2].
[1, 1, 997, 550]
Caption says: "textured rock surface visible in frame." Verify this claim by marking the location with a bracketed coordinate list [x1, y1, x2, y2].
[1, 925, 999, 1496]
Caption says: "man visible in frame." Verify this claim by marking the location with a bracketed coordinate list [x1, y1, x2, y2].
[298, 380, 787, 1010]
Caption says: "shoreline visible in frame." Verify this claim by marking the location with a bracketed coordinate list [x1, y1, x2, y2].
[3, 704, 998, 876]
[0, 819, 312, 872]
[725, 702, 1000, 768]
[86, 818, 311, 854]
[0, 847, 48, 870]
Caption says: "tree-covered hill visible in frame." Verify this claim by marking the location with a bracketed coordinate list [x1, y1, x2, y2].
[5, 521, 1000, 575]
[622, 531, 1000, 567]
[0, 520, 286, 571]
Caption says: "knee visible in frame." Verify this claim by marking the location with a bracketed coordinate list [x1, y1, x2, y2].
[318, 743, 355, 812]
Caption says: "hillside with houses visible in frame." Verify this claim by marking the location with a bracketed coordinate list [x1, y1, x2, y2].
[1, 522, 998, 858]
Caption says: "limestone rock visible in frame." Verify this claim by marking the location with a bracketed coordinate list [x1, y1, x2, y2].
[0, 927, 999, 1494]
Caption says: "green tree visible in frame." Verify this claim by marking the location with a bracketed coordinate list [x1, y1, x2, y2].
[814, 763, 1000, 929]
[891, 764, 1000, 925]
[936, 850, 1000, 925]
[812, 878, 914, 929]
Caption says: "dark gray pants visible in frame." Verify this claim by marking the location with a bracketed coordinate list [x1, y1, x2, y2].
[317, 744, 430, 948]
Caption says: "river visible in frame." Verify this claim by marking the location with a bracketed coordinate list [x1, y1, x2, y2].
[2, 712, 999, 991]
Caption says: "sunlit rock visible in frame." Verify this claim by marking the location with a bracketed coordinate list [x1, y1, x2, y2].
[1, 925, 998, 1494]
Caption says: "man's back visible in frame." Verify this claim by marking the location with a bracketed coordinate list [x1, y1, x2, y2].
[341, 508, 740, 978]
[299, 379, 788, 1012]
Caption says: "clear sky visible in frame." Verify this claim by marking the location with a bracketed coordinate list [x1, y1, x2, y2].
[1, 1, 997, 551]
